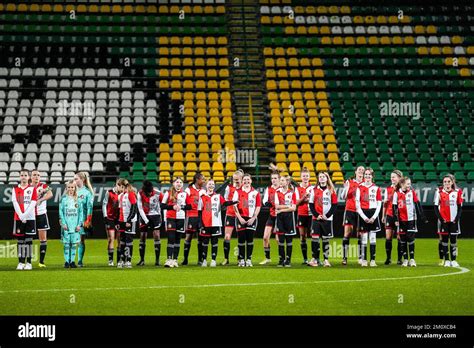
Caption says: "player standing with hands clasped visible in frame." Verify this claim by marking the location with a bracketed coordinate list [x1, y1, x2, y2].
[274, 175, 297, 267]
[233, 174, 262, 267]
[355, 168, 382, 267]
[59, 180, 83, 268]
[308, 172, 338, 267]
[12, 169, 37, 270]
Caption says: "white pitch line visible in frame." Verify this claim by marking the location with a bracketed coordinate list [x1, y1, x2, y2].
[0, 267, 469, 294]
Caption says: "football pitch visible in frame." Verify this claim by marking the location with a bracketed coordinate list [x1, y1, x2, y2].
[0, 238, 472, 316]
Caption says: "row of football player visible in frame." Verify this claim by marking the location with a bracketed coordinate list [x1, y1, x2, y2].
[11, 165, 462, 270]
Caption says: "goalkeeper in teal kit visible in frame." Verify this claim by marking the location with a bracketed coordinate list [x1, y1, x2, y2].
[59, 180, 84, 268]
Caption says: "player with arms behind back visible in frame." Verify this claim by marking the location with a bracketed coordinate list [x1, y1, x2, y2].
[259, 166, 281, 265]
[12, 169, 37, 270]
[31, 169, 53, 268]
[294, 167, 314, 265]
[392, 177, 428, 267]
[221, 169, 244, 265]
[382, 170, 403, 265]
[102, 178, 122, 266]
[117, 179, 138, 268]
[274, 175, 297, 267]
[434, 174, 463, 267]
[137, 180, 164, 266]
[341, 166, 364, 265]
[183, 173, 206, 266]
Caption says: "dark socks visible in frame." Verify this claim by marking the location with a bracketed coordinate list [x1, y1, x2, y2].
[154, 239, 161, 263]
[301, 239, 307, 260]
[39, 240, 47, 263]
[342, 237, 349, 259]
[223, 239, 230, 259]
[385, 238, 392, 260]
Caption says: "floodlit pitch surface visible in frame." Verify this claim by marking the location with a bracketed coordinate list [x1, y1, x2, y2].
[0, 238, 472, 315]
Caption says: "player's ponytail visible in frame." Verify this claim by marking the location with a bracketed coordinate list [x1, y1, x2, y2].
[269, 163, 284, 175]
[77, 172, 94, 194]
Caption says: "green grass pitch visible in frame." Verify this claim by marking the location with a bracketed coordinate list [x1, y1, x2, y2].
[0, 238, 472, 316]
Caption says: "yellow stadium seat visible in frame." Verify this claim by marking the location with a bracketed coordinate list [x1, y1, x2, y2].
[328, 153, 339, 162]
[329, 163, 341, 172]
[186, 163, 198, 172]
[316, 163, 328, 172]
[160, 152, 171, 161]
[160, 162, 171, 171]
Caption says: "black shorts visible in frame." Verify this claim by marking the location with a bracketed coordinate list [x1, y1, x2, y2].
[358, 209, 381, 233]
[200, 227, 222, 237]
[385, 215, 397, 230]
[119, 221, 137, 234]
[438, 221, 461, 236]
[224, 215, 237, 229]
[140, 215, 162, 233]
[36, 213, 50, 231]
[185, 216, 200, 233]
[166, 218, 185, 234]
[105, 218, 119, 230]
[297, 215, 312, 229]
[13, 220, 36, 237]
[311, 219, 334, 239]
[265, 215, 276, 228]
[398, 220, 417, 234]
[343, 210, 359, 228]
[237, 216, 257, 232]
[276, 212, 297, 236]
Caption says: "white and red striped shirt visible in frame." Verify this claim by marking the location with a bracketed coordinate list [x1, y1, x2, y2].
[35, 182, 49, 215]
[309, 186, 338, 221]
[383, 185, 396, 217]
[295, 184, 313, 216]
[356, 183, 382, 210]
[224, 185, 239, 217]
[434, 188, 463, 222]
[185, 185, 205, 218]
[344, 179, 362, 212]
[262, 185, 278, 217]
[233, 187, 261, 218]
[119, 191, 137, 222]
[12, 184, 38, 221]
[162, 190, 188, 220]
[393, 188, 419, 222]
[275, 187, 296, 214]
[138, 189, 163, 217]
[200, 192, 226, 227]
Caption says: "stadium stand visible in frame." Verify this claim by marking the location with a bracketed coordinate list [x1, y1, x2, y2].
[0, 1, 234, 185]
[0, 1, 472, 186]
[260, 2, 474, 183]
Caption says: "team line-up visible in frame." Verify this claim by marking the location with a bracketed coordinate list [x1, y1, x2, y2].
[10, 165, 463, 270]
